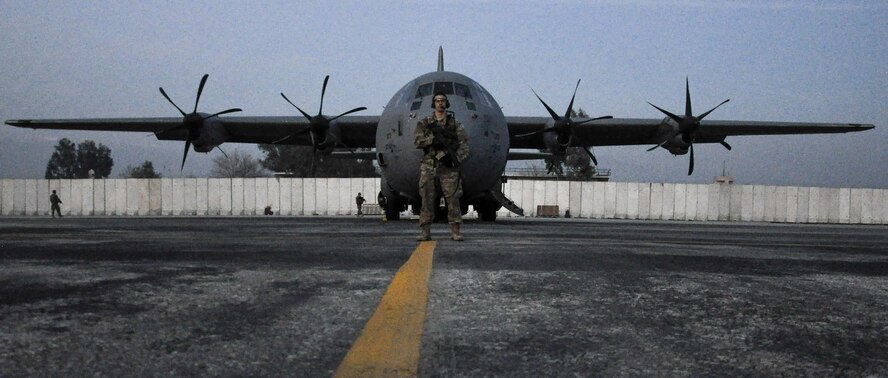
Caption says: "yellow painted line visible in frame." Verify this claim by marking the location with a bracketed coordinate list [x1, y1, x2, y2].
[334, 241, 436, 377]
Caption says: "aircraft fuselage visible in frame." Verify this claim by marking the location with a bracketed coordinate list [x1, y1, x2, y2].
[376, 71, 509, 209]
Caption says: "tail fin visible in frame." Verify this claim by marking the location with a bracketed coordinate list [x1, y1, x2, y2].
[437, 46, 444, 72]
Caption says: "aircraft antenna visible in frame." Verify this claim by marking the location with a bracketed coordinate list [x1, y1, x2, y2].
[438, 46, 444, 72]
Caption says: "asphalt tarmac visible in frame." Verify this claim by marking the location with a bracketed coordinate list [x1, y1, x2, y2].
[1, 216, 886, 376]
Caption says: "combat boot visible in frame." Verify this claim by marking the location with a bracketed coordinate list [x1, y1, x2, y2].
[450, 223, 464, 241]
[416, 224, 432, 241]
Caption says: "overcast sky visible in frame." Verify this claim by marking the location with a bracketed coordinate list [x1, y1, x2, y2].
[1, 0, 885, 188]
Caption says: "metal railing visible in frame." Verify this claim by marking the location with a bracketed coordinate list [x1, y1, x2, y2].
[503, 168, 611, 181]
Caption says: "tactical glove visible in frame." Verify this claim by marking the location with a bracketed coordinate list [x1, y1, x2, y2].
[440, 153, 459, 168]
[431, 127, 447, 149]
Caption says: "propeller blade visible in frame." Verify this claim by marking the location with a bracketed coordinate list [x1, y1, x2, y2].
[685, 77, 692, 118]
[216, 146, 229, 160]
[570, 134, 598, 166]
[319, 75, 329, 115]
[696, 99, 730, 121]
[564, 79, 581, 119]
[516, 126, 558, 138]
[583, 147, 598, 166]
[203, 108, 243, 120]
[688, 143, 695, 175]
[281, 93, 313, 121]
[719, 140, 732, 150]
[328, 133, 355, 153]
[574, 115, 613, 125]
[271, 135, 292, 144]
[280, 75, 367, 154]
[194, 74, 209, 114]
[647, 102, 684, 124]
[515, 130, 541, 138]
[647, 130, 681, 151]
[159, 87, 186, 116]
[180, 140, 191, 171]
[272, 126, 313, 144]
[531, 88, 562, 121]
[328, 106, 367, 122]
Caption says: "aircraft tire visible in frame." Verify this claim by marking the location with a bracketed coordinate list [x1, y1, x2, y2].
[475, 200, 500, 222]
[479, 207, 498, 222]
[434, 205, 448, 223]
[384, 195, 401, 221]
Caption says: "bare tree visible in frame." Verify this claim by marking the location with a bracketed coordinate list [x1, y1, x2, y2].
[211, 150, 268, 178]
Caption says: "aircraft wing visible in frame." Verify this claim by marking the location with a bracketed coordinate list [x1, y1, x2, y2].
[5, 118, 182, 132]
[220, 116, 378, 147]
[506, 117, 875, 149]
[5, 115, 380, 148]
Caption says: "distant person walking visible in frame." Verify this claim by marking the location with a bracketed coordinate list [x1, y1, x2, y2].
[355, 193, 366, 216]
[49, 190, 63, 218]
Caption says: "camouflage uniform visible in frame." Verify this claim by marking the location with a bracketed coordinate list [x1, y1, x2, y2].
[49, 191, 63, 218]
[355, 193, 365, 216]
[414, 113, 470, 227]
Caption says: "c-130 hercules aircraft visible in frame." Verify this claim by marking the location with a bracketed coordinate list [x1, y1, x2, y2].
[5, 48, 874, 221]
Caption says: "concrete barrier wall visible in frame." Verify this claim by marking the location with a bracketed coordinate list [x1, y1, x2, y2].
[0, 178, 381, 218]
[496, 180, 887, 225]
[0, 178, 886, 224]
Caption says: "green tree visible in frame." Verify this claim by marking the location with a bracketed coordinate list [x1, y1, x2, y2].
[45, 138, 78, 179]
[45, 138, 114, 179]
[563, 147, 597, 180]
[75, 140, 113, 178]
[257, 144, 378, 177]
[120, 161, 161, 178]
[211, 150, 268, 178]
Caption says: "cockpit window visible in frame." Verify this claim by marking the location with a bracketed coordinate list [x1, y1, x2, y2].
[433, 81, 454, 95]
[416, 81, 468, 99]
[415, 83, 433, 98]
[454, 83, 472, 99]
[473, 82, 493, 107]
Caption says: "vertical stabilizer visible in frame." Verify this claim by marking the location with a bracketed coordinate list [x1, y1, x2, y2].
[437, 46, 444, 72]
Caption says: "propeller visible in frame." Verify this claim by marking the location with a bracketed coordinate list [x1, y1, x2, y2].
[278, 75, 367, 152]
[517, 79, 612, 166]
[159, 74, 242, 170]
[646, 78, 730, 175]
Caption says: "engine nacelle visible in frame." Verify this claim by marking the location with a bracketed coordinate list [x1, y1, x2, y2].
[655, 118, 691, 155]
[311, 121, 342, 154]
[666, 144, 690, 155]
[191, 118, 229, 152]
[662, 133, 692, 155]
[541, 120, 571, 155]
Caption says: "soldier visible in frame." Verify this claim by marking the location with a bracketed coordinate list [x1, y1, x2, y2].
[414, 92, 470, 241]
[355, 192, 365, 216]
[49, 190, 63, 218]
